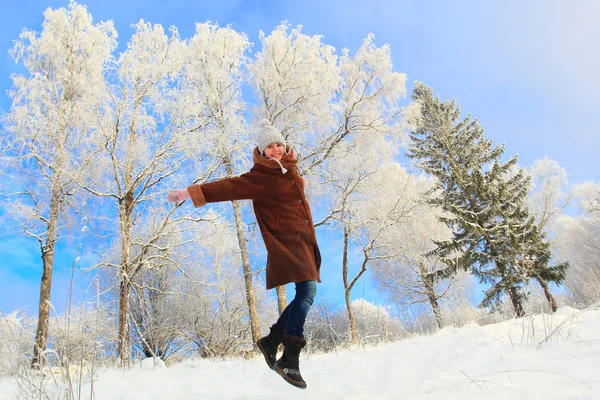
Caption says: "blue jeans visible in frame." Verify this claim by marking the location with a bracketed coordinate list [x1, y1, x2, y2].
[275, 280, 317, 338]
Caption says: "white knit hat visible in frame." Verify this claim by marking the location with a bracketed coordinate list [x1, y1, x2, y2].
[257, 119, 286, 155]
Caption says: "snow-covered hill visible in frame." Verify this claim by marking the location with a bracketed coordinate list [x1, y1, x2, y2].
[2, 305, 599, 399]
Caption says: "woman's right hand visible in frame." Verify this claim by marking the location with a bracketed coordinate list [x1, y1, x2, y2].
[167, 188, 190, 202]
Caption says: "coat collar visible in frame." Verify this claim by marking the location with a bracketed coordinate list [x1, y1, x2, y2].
[252, 145, 298, 173]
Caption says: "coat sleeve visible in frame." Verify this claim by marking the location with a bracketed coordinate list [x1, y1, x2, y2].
[187, 172, 262, 208]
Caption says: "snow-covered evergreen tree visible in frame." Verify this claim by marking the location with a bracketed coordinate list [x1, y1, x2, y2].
[407, 82, 567, 316]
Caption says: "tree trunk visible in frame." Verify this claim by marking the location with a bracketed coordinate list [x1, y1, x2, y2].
[231, 199, 261, 347]
[117, 275, 130, 366]
[223, 160, 262, 346]
[345, 288, 357, 345]
[536, 275, 558, 313]
[508, 285, 524, 318]
[32, 227, 57, 368]
[276, 286, 287, 315]
[117, 189, 134, 367]
[341, 225, 358, 344]
[424, 272, 443, 329]
[427, 293, 443, 329]
[116, 121, 138, 367]
[31, 170, 62, 368]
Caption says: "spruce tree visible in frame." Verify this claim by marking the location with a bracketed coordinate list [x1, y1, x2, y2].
[407, 82, 566, 316]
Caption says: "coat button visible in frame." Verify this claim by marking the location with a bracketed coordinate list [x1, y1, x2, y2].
[304, 220, 309, 224]
[291, 180, 295, 184]
[297, 199, 303, 204]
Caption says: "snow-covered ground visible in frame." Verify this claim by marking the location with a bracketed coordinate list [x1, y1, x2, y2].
[1, 305, 599, 399]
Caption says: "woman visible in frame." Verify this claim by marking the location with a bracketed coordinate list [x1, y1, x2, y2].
[167, 119, 321, 389]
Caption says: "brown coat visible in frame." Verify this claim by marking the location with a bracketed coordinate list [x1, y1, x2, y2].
[187, 147, 321, 289]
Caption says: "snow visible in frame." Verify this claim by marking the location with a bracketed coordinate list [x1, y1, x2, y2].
[1, 305, 599, 399]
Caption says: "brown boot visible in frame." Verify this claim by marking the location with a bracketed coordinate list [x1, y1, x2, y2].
[256, 324, 283, 370]
[274, 335, 307, 389]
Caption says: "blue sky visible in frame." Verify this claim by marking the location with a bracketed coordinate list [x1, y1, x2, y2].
[1, 0, 598, 315]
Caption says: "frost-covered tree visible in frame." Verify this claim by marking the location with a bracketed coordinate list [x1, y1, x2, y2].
[554, 182, 600, 305]
[407, 82, 566, 317]
[49, 301, 117, 369]
[319, 136, 413, 343]
[249, 23, 339, 145]
[307, 37, 406, 338]
[525, 157, 572, 311]
[1, 2, 116, 367]
[0, 312, 36, 375]
[68, 19, 214, 366]
[350, 299, 405, 344]
[128, 261, 185, 361]
[182, 23, 263, 346]
[528, 156, 571, 232]
[303, 298, 404, 351]
[299, 33, 406, 176]
[370, 171, 456, 328]
[303, 298, 347, 352]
